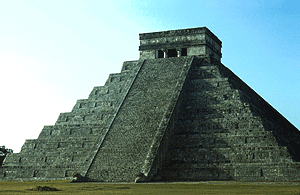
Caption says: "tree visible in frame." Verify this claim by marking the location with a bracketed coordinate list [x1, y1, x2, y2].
[0, 146, 13, 166]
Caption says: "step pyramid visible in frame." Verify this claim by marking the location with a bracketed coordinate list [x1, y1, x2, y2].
[1, 27, 299, 182]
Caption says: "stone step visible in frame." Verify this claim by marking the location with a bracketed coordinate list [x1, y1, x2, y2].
[0, 166, 79, 180]
[99, 69, 135, 87]
[72, 100, 119, 111]
[20, 140, 95, 153]
[88, 95, 122, 101]
[36, 135, 97, 142]
[38, 129, 102, 140]
[189, 65, 222, 79]
[3, 153, 86, 167]
[19, 149, 91, 157]
[179, 102, 253, 119]
[175, 128, 273, 135]
[55, 112, 114, 125]
[106, 73, 132, 82]
[182, 99, 248, 110]
[75, 108, 116, 115]
[88, 86, 110, 100]
[176, 116, 272, 132]
[180, 111, 254, 120]
[75, 105, 117, 113]
[186, 78, 232, 92]
[88, 84, 128, 100]
[43, 123, 105, 129]
[120, 60, 140, 73]
[183, 90, 242, 104]
[188, 77, 228, 83]
[159, 162, 300, 181]
[174, 127, 268, 135]
[170, 131, 278, 148]
[38, 124, 106, 139]
[175, 127, 273, 135]
[169, 146, 293, 164]
[103, 83, 127, 91]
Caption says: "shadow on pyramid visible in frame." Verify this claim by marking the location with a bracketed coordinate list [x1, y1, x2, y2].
[1, 27, 300, 182]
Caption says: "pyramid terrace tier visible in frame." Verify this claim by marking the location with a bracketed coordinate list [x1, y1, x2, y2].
[186, 78, 232, 92]
[0, 166, 77, 181]
[183, 90, 243, 104]
[19, 139, 95, 154]
[71, 100, 120, 111]
[171, 131, 279, 148]
[38, 124, 107, 139]
[87, 87, 125, 101]
[4, 139, 95, 166]
[3, 153, 87, 167]
[168, 146, 294, 164]
[179, 101, 254, 119]
[188, 65, 222, 79]
[176, 116, 273, 132]
[159, 162, 300, 182]
[55, 111, 115, 125]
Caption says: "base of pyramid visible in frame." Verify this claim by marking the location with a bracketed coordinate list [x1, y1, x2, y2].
[1, 162, 300, 182]
[152, 162, 300, 182]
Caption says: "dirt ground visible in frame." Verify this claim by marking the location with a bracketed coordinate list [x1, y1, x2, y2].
[0, 180, 300, 195]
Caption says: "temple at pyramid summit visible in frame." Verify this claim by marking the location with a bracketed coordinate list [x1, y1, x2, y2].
[1, 27, 300, 182]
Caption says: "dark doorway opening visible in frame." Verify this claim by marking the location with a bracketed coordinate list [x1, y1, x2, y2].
[158, 50, 164, 58]
[168, 49, 177, 57]
[181, 48, 187, 56]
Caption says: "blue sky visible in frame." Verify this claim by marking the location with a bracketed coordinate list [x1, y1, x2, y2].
[0, 0, 299, 152]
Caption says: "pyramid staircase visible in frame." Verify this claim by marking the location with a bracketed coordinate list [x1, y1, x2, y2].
[83, 56, 194, 181]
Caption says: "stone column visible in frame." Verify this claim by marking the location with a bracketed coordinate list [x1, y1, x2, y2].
[163, 49, 168, 58]
[176, 48, 182, 57]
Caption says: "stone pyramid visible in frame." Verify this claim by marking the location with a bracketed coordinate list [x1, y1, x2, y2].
[1, 27, 300, 182]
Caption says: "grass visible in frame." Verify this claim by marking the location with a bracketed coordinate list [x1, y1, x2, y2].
[0, 180, 299, 195]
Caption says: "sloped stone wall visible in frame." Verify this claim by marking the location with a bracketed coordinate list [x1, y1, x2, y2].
[0, 60, 142, 181]
[157, 56, 300, 181]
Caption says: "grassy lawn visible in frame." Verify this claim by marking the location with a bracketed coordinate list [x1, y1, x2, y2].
[0, 180, 299, 195]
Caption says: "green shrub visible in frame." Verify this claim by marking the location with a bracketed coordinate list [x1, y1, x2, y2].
[35, 185, 59, 191]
